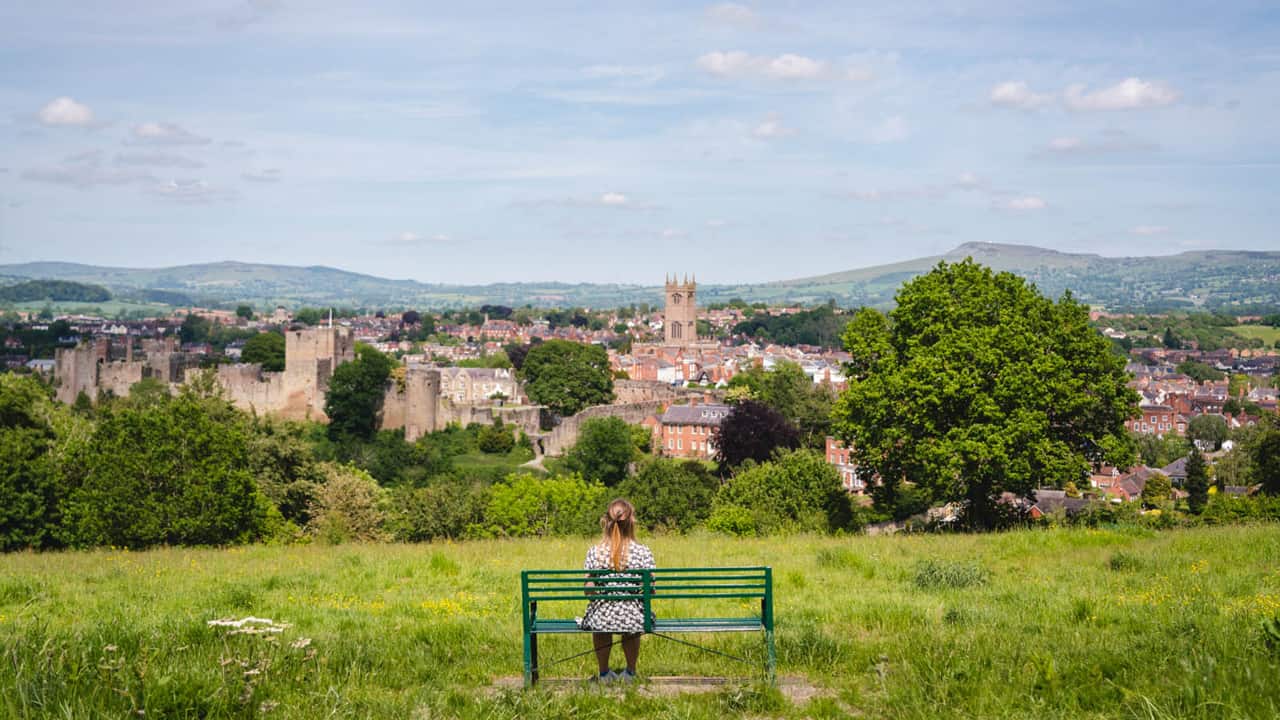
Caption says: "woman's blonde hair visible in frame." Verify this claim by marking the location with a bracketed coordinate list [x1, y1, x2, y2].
[601, 498, 636, 571]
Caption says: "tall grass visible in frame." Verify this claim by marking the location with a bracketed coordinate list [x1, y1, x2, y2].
[2, 526, 1279, 718]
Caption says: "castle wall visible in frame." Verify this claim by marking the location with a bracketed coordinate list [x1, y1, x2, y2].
[540, 401, 664, 456]
[54, 344, 100, 405]
[98, 361, 144, 398]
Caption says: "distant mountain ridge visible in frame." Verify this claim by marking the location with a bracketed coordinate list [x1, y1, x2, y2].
[2, 243, 1278, 312]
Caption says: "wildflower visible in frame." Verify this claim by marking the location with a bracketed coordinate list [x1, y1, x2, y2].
[290, 638, 312, 650]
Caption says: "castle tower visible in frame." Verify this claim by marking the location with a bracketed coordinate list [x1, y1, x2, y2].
[664, 273, 698, 346]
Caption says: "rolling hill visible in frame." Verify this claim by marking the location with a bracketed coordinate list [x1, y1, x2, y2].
[2, 243, 1278, 312]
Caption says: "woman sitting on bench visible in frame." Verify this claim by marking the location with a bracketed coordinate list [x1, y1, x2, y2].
[579, 498, 655, 683]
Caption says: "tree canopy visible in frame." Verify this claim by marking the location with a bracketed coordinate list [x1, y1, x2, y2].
[562, 416, 644, 486]
[833, 260, 1140, 527]
[519, 339, 613, 417]
[714, 399, 800, 473]
[241, 331, 286, 371]
[324, 344, 394, 441]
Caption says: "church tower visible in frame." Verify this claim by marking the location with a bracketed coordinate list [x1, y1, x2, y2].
[664, 274, 698, 346]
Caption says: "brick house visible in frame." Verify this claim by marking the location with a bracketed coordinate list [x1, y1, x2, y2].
[1125, 404, 1187, 437]
[654, 401, 731, 460]
[824, 436, 866, 493]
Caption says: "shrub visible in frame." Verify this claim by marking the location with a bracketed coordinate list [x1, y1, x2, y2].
[913, 559, 989, 590]
[615, 458, 719, 532]
[713, 448, 852, 534]
[706, 504, 756, 536]
[387, 479, 489, 542]
[476, 422, 516, 455]
[307, 464, 388, 543]
[479, 473, 605, 537]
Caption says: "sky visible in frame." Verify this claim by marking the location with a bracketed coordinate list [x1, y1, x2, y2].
[0, 1, 1277, 285]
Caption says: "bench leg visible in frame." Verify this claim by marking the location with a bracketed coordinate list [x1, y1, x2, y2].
[765, 628, 776, 686]
[531, 632, 540, 686]
[523, 631, 534, 688]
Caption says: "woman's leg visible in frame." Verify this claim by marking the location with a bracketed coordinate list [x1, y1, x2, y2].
[592, 633, 613, 673]
[621, 633, 641, 673]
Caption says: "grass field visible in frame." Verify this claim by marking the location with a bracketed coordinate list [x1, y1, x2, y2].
[3, 526, 1280, 719]
[1231, 325, 1280, 346]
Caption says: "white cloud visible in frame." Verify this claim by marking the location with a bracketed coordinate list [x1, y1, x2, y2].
[1047, 137, 1083, 151]
[127, 122, 211, 146]
[697, 51, 829, 80]
[1132, 225, 1169, 236]
[1064, 78, 1179, 111]
[388, 231, 451, 246]
[869, 116, 908, 144]
[706, 219, 727, 228]
[242, 168, 282, 182]
[148, 179, 233, 204]
[706, 3, 759, 28]
[766, 54, 826, 79]
[955, 172, 983, 189]
[661, 228, 686, 238]
[600, 192, 629, 206]
[752, 114, 794, 139]
[37, 97, 95, 127]
[114, 151, 204, 169]
[989, 81, 1052, 110]
[993, 195, 1048, 211]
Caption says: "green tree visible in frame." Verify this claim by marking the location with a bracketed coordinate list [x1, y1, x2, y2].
[241, 331, 286, 371]
[248, 419, 327, 527]
[1175, 361, 1225, 384]
[477, 421, 516, 454]
[0, 375, 62, 550]
[235, 304, 254, 320]
[65, 392, 270, 548]
[714, 399, 800, 473]
[519, 339, 613, 417]
[387, 477, 489, 541]
[179, 313, 212, 344]
[1143, 472, 1172, 505]
[1187, 414, 1228, 451]
[1228, 373, 1251, 398]
[293, 307, 324, 326]
[729, 360, 834, 447]
[1251, 416, 1280, 495]
[711, 448, 852, 535]
[833, 260, 1139, 528]
[324, 344, 394, 442]
[563, 416, 642, 485]
[1162, 327, 1181, 349]
[307, 463, 388, 543]
[616, 458, 719, 532]
[1185, 452, 1209, 514]
[481, 473, 605, 537]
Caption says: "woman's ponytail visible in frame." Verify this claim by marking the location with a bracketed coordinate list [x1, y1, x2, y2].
[601, 498, 636, 571]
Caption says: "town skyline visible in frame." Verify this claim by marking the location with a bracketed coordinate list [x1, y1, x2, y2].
[3, 2, 1278, 284]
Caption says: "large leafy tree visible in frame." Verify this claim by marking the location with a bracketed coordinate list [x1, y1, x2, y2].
[0, 375, 61, 550]
[714, 399, 800, 473]
[324, 344, 394, 441]
[1187, 414, 1228, 451]
[833, 260, 1139, 528]
[519, 339, 613, 417]
[1251, 415, 1280, 495]
[65, 391, 270, 548]
[241, 331, 286, 371]
[616, 458, 720, 531]
[563, 416, 644, 486]
[727, 359, 835, 448]
[710, 448, 852, 534]
[1184, 451, 1209, 514]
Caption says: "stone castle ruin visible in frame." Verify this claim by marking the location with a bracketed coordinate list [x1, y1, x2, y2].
[54, 327, 541, 441]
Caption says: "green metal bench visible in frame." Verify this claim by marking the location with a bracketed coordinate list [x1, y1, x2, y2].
[520, 566, 775, 687]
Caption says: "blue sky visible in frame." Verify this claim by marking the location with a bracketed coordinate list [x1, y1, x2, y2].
[1, 1, 1277, 284]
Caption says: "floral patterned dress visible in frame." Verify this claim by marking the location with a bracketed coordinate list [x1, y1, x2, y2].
[577, 541, 656, 633]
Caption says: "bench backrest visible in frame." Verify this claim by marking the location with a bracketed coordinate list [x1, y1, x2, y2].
[521, 566, 773, 632]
